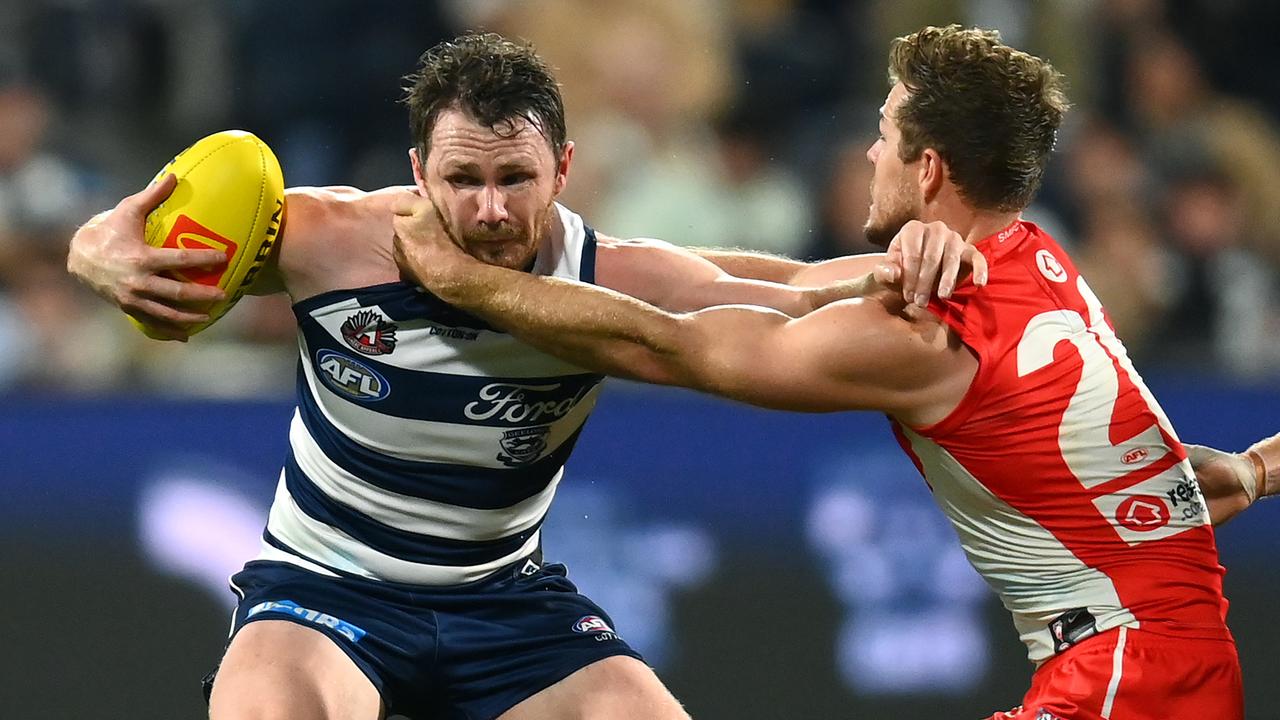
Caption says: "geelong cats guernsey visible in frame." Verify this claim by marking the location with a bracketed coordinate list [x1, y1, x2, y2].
[893, 221, 1231, 664]
[257, 203, 604, 586]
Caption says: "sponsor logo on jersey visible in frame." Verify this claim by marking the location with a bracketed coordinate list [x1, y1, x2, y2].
[340, 309, 398, 356]
[464, 382, 593, 424]
[573, 615, 614, 634]
[427, 322, 480, 341]
[1035, 249, 1068, 283]
[246, 599, 367, 643]
[1034, 709, 1063, 720]
[163, 215, 236, 286]
[497, 425, 552, 467]
[1164, 474, 1207, 524]
[1114, 494, 1170, 532]
[316, 349, 390, 401]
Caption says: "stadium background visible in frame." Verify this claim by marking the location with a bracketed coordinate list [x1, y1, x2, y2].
[2, 0, 1279, 717]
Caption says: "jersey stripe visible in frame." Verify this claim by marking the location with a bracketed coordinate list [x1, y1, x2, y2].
[295, 394, 587, 508]
[258, 203, 600, 585]
[289, 411, 564, 533]
[283, 455, 544, 566]
[263, 476, 544, 584]
[297, 360, 601, 468]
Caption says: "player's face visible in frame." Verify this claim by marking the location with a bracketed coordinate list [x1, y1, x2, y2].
[864, 83, 924, 248]
[413, 108, 572, 270]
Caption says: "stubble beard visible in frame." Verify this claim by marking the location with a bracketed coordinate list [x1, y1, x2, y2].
[863, 182, 921, 249]
[460, 200, 555, 271]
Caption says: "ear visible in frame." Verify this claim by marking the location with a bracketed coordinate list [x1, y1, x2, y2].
[553, 141, 574, 197]
[918, 147, 947, 203]
[409, 147, 428, 195]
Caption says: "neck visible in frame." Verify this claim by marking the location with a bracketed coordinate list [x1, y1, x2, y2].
[922, 194, 1022, 246]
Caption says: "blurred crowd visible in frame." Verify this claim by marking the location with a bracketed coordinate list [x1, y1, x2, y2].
[2, 0, 1278, 396]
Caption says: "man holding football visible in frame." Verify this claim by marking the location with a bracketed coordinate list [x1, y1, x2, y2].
[67, 33, 984, 720]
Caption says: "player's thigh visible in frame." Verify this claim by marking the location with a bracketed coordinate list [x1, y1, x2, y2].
[498, 655, 688, 720]
[209, 619, 383, 720]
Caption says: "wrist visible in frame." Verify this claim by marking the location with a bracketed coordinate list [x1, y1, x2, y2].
[805, 275, 876, 312]
[1246, 434, 1280, 499]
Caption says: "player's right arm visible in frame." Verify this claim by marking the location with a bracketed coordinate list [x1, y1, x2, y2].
[687, 221, 989, 303]
[66, 177, 408, 340]
[595, 220, 989, 318]
[1186, 432, 1280, 525]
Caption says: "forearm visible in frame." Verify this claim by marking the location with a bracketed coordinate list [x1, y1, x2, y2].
[791, 254, 883, 286]
[1189, 434, 1280, 526]
[804, 274, 883, 311]
[431, 261, 688, 384]
[688, 248, 807, 283]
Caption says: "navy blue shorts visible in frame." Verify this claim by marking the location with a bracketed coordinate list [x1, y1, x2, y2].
[217, 558, 645, 720]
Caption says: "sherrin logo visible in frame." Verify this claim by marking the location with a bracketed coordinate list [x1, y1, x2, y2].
[163, 214, 236, 286]
[316, 349, 390, 401]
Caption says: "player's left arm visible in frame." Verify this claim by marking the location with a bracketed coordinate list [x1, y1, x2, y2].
[1186, 433, 1280, 526]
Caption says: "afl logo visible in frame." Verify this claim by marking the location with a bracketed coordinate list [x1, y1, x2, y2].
[1036, 249, 1068, 284]
[1121, 448, 1149, 465]
[341, 309, 398, 356]
[316, 349, 390, 401]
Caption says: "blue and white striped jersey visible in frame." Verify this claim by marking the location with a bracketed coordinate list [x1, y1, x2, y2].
[255, 203, 605, 585]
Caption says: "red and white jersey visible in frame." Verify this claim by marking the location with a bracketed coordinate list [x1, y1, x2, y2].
[894, 220, 1230, 664]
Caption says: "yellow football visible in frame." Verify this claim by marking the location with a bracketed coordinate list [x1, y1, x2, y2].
[132, 129, 285, 338]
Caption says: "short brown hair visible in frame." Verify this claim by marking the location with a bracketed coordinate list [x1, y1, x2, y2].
[402, 33, 567, 162]
[888, 25, 1069, 212]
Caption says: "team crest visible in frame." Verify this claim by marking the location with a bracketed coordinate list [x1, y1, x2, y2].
[341, 310, 398, 356]
[572, 615, 614, 634]
[497, 425, 551, 467]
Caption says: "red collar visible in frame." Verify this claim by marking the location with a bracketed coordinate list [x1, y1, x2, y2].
[973, 219, 1031, 262]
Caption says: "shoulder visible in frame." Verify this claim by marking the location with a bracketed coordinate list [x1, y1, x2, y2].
[277, 185, 415, 300]
[283, 185, 414, 244]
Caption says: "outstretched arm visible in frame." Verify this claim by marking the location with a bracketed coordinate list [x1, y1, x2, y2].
[595, 221, 987, 317]
[1186, 432, 1280, 526]
[686, 223, 989, 305]
[393, 196, 968, 418]
[594, 234, 883, 317]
